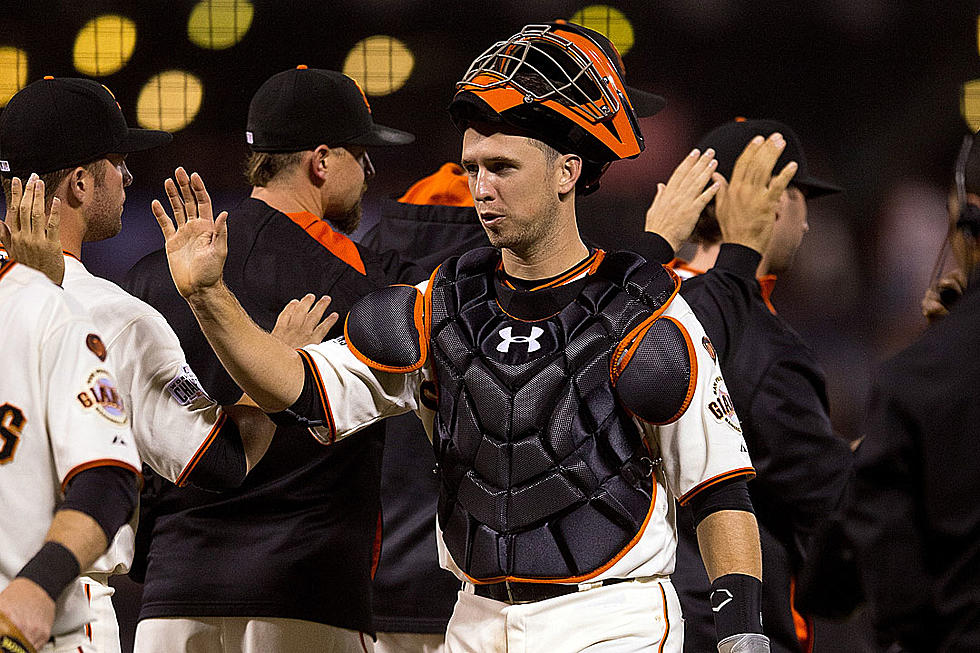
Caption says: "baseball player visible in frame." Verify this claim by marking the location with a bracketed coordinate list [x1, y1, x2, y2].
[0, 77, 281, 653]
[153, 22, 772, 653]
[0, 251, 141, 653]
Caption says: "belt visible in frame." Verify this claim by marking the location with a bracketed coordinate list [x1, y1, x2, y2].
[472, 577, 634, 604]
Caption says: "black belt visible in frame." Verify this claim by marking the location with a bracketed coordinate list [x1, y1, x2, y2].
[472, 577, 633, 604]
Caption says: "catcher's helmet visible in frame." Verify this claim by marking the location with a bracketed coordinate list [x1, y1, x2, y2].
[450, 21, 664, 192]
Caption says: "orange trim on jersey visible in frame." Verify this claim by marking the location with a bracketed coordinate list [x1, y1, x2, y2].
[0, 259, 17, 283]
[62, 251, 81, 262]
[790, 576, 815, 653]
[296, 348, 337, 443]
[666, 258, 706, 277]
[371, 512, 383, 580]
[526, 250, 603, 291]
[174, 411, 229, 487]
[462, 457, 659, 585]
[758, 274, 778, 315]
[343, 285, 427, 373]
[677, 467, 756, 506]
[657, 581, 670, 653]
[61, 460, 141, 492]
[285, 211, 366, 275]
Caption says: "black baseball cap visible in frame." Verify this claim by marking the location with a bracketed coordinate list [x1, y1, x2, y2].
[696, 118, 843, 198]
[246, 66, 415, 152]
[0, 77, 172, 178]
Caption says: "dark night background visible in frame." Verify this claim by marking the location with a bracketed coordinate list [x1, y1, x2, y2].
[3, 1, 979, 650]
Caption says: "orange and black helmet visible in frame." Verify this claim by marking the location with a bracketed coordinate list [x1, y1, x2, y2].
[449, 21, 664, 191]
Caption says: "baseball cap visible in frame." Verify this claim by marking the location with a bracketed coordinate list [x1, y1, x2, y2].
[398, 162, 474, 207]
[695, 118, 843, 198]
[0, 77, 172, 178]
[246, 66, 414, 152]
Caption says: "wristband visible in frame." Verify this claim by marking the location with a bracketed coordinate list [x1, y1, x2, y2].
[710, 573, 763, 643]
[16, 541, 80, 602]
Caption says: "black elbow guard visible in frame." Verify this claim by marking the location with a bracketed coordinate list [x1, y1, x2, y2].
[687, 478, 754, 527]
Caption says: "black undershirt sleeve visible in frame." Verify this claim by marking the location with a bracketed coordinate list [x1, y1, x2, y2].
[268, 352, 330, 428]
[182, 417, 247, 491]
[61, 466, 140, 541]
[687, 477, 754, 527]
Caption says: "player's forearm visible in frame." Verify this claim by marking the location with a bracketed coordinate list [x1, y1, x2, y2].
[696, 509, 762, 581]
[185, 282, 305, 412]
[225, 399, 276, 473]
[44, 509, 109, 571]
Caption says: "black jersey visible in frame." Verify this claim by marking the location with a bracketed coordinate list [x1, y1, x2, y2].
[636, 234, 852, 653]
[123, 197, 388, 632]
[848, 274, 980, 651]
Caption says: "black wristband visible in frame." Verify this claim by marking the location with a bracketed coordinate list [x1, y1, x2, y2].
[710, 573, 763, 642]
[16, 541, 81, 602]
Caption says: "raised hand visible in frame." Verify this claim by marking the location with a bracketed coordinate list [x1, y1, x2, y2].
[271, 294, 339, 347]
[0, 175, 64, 284]
[714, 133, 798, 253]
[644, 148, 720, 252]
[921, 269, 967, 323]
[152, 167, 229, 299]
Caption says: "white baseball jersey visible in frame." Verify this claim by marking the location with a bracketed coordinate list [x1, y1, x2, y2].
[0, 261, 140, 639]
[62, 254, 231, 576]
[298, 283, 752, 583]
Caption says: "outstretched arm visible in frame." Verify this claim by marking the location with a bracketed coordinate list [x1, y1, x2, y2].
[152, 167, 305, 412]
[643, 148, 720, 253]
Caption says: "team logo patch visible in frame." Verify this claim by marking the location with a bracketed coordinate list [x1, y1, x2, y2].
[707, 376, 741, 433]
[86, 333, 107, 361]
[165, 365, 209, 406]
[77, 369, 128, 425]
[702, 335, 716, 362]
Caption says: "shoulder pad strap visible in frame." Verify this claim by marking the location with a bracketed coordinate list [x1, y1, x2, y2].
[612, 315, 697, 425]
[344, 284, 427, 373]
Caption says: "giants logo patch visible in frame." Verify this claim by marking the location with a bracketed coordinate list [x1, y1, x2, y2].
[707, 376, 741, 433]
[77, 369, 128, 425]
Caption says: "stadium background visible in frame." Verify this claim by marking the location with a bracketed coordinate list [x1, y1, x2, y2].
[2, 1, 979, 650]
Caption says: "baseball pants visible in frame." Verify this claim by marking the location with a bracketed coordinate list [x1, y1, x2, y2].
[79, 575, 121, 653]
[375, 632, 446, 653]
[134, 617, 373, 653]
[445, 577, 683, 653]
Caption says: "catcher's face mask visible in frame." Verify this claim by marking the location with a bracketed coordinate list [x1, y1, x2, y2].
[455, 23, 647, 162]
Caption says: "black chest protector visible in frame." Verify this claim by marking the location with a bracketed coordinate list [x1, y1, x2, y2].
[427, 247, 683, 581]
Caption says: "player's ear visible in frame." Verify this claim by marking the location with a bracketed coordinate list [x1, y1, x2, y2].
[66, 166, 90, 205]
[310, 145, 331, 182]
[557, 154, 582, 196]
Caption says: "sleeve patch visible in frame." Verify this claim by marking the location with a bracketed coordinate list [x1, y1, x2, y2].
[86, 333, 107, 361]
[164, 365, 210, 407]
[77, 369, 128, 425]
[708, 376, 741, 434]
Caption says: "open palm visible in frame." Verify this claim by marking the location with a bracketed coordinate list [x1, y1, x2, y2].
[152, 167, 229, 298]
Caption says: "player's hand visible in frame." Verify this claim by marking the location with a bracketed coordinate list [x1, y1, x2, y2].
[152, 167, 228, 299]
[644, 148, 720, 252]
[921, 269, 967, 323]
[715, 133, 798, 254]
[271, 294, 339, 347]
[0, 175, 65, 285]
[0, 578, 53, 652]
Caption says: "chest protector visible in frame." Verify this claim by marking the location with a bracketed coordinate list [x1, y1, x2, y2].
[428, 247, 682, 582]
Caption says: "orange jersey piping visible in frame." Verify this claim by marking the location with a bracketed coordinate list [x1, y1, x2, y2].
[174, 411, 229, 487]
[296, 348, 337, 443]
[678, 467, 756, 506]
[285, 211, 366, 275]
[61, 460, 141, 492]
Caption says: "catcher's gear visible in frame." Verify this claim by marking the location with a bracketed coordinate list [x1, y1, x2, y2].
[717, 633, 771, 653]
[0, 612, 36, 653]
[450, 21, 664, 193]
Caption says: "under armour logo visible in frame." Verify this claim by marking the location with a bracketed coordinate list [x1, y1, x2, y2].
[497, 326, 544, 353]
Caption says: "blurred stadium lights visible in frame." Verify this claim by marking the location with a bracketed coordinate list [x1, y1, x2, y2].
[137, 70, 203, 131]
[188, 0, 254, 50]
[73, 14, 137, 76]
[342, 35, 414, 96]
[0, 47, 28, 106]
[569, 4, 634, 56]
[961, 79, 980, 131]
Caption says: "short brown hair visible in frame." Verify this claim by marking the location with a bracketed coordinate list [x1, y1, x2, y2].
[2, 159, 106, 208]
[690, 204, 722, 246]
[244, 151, 306, 187]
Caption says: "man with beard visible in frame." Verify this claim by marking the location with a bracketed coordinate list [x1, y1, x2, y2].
[123, 66, 413, 652]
